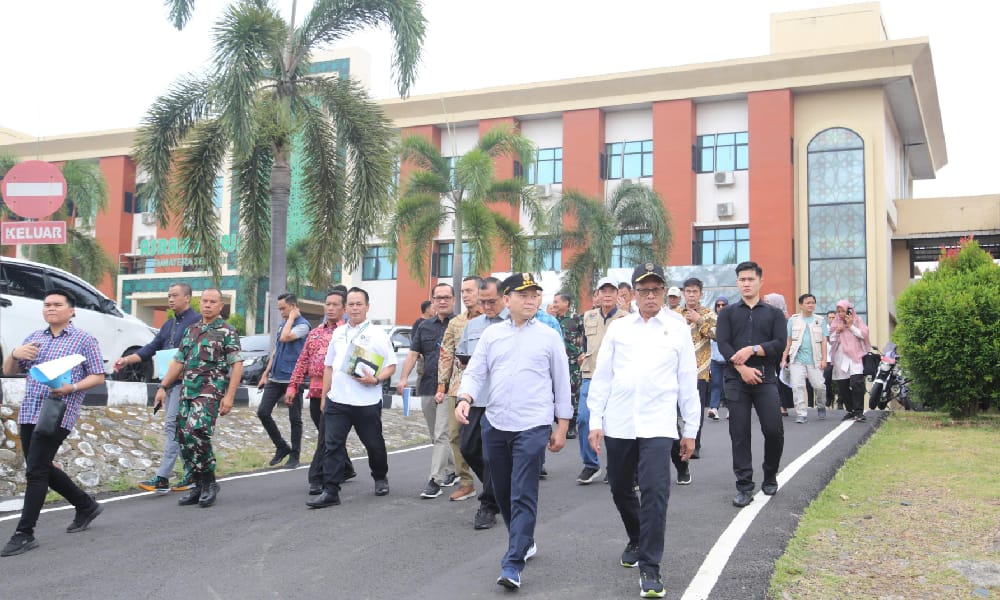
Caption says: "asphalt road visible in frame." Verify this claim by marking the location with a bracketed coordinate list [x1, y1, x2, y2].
[0, 408, 880, 599]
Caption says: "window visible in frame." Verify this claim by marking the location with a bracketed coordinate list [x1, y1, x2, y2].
[606, 140, 653, 180]
[212, 176, 224, 210]
[696, 132, 749, 173]
[0, 263, 48, 300]
[611, 232, 652, 268]
[445, 156, 457, 187]
[529, 238, 561, 271]
[695, 227, 750, 265]
[434, 241, 475, 278]
[46, 273, 105, 312]
[527, 147, 563, 185]
[362, 246, 397, 280]
[807, 127, 867, 320]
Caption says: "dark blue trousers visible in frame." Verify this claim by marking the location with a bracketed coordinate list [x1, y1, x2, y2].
[605, 436, 673, 573]
[482, 418, 549, 572]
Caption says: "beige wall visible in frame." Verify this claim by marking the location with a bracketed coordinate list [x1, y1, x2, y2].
[894, 195, 1000, 236]
[793, 86, 899, 347]
[771, 3, 887, 54]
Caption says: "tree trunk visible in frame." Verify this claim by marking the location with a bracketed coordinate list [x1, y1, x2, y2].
[451, 197, 463, 312]
[268, 150, 291, 340]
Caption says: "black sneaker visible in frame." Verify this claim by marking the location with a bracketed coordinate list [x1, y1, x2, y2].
[67, 499, 103, 533]
[539, 467, 548, 480]
[620, 542, 639, 568]
[576, 466, 601, 484]
[474, 507, 497, 530]
[420, 479, 442, 499]
[639, 569, 666, 598]
[841, 411, 857, 421]
[269, 446, 291, 466]
[441, 472, 459, 487]
[374, 479, 389, 496]
[676, 467, 692, 485]
[138, 476, 170, 495]
[282, 454, 300, 469]
[1, 531, 38, 557]
[854, 413, 867, 422]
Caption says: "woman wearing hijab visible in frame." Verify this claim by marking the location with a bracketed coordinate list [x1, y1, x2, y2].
[762, 293, 793, 417]
[708, 297, 729, 420]
[829, 299, 871, 422]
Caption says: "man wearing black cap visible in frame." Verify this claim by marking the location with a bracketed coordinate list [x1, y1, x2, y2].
[587, 263, 700, 598]
[456, 273, 572, 592]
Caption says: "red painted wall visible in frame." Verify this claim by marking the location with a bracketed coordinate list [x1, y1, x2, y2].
[95, 156, 135, 298]
[561, 109, 606, 301]
[394, 125, 441, 324]
[748, 89, 796, 304]
[652, 100, 697, 267]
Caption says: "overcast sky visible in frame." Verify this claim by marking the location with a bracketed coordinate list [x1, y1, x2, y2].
[2, 0, 996, 198]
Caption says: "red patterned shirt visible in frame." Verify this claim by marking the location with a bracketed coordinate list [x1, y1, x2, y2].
[17, 323, 105, 430]
[287, 321, 341, 398]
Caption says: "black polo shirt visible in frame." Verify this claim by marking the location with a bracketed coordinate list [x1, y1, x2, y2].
[410, 314, 451, 395]
[715, 298, 787, 381]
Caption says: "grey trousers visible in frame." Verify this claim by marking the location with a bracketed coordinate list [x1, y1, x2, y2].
[156, 385, 183, 479]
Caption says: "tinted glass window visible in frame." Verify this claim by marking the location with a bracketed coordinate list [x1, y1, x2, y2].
[47, 272, 104, 312]
[0, 262, 48, 300]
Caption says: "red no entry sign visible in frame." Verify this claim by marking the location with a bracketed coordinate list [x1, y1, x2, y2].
[1, 160, 67, 219]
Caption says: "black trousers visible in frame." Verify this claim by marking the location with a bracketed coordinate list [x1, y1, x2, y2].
[309, 396, 322, 429]
[605, 436, 672, 574]
[824, 364, 837, 407]
[724, 378, 784, 493]
[16, 424, 96, 535]
[307, 397, 354, 486]
[321, 402, 388, 494]
[837, 374, 867, 415]
[458, 405, 499, 513]
[672, 379, 709, 461]
[257, 381, 303, 454]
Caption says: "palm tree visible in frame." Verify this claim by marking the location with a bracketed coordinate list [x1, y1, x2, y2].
[386, 124, 545, 294]
[135, 0, 425, 332]
[0, 154, 116, 286]
[545, 181, 672, 306]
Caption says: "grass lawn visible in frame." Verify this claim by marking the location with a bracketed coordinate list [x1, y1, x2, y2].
[770, 412, 1000, 599]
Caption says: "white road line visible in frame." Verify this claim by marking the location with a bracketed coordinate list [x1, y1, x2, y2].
[680, 417, 862, 600]
[0, 443, 432, 523]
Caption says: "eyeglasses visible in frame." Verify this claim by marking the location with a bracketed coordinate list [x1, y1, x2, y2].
[479, 298, 499, 306]
[634, 286, 665, 297]
[432, 296, 453, 301]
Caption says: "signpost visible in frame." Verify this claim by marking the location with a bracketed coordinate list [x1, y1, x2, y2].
[1, 160, 68, 246]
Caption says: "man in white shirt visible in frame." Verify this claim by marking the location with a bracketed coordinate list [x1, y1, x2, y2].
[307, 287, 396, 508]
[587, 263, 700, 599]
[456, 273, 572, 592]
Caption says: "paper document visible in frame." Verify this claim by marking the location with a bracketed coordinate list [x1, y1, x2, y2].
[28, 354, 85, 389]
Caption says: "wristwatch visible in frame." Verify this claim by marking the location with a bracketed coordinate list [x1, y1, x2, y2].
[752, 345, 761, 355]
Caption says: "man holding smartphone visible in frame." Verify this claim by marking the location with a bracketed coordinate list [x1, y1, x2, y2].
[115, 283, 201, 494]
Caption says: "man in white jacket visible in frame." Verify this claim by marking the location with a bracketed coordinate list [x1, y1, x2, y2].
[587, 262, 701, 599]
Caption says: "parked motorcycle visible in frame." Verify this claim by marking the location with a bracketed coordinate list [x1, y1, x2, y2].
[868, 342, 913, 410]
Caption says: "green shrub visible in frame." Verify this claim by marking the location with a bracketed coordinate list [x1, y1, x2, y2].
[226, 312, 246, 335]
[893, 238, 1000, 417]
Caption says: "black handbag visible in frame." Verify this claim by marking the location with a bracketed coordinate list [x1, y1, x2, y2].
[862, 351, 881, 378]
[35, 395, 67, 436]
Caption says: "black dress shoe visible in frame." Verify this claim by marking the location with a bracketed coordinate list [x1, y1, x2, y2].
[307, 491, 341, 508]
[691, 447, 701, 459]
[178, 484, 203, 506]
[762, 481, 778, 496]
[199, 483, 220, 507]
[733, 490, 754, 507]
[269, 446, 291, 466]
[308, 484, 322, 495]
[283, 454, 301, 469]
[566, 428, 577, 440]
[374, 479, 389, 496]
[342, 469, 357, 482]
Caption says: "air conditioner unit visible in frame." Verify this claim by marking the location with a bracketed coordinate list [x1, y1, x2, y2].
[622, 178, 636, 185]
[140, 212, 157, 225]
[716, 202, 736, 218]
[534, 184, 552, 198]
[714, 171, 735, 186]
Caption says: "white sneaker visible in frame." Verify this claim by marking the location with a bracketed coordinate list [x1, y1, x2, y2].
[525, 543, 537, 560]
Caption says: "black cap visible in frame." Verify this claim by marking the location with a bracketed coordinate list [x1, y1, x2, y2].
[631, 262, 666, 285]
[500, 272, 543, 295]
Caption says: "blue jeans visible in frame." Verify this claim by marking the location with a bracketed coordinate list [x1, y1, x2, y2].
[156, 385, 182, 479]
[482, 418, 549, 573]
[709, 361, 726, 410]
[576, 379, 600, 469]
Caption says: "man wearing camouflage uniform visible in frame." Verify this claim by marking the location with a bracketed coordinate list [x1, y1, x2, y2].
[550, 292, 584, 439]
[155, 288, 243, 508]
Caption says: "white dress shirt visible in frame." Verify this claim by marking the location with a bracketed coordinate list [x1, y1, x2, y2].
[587, 308, 701, 439]
[323, 320, 394, 406]
[457, 317, 573, 432]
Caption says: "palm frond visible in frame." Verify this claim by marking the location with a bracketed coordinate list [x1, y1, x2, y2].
[172, 118, 230, 280]
[308, 76, 395, 270]
[60, 160, 109, 229]
[65, 227, 116, 286]
[165, 0, 196, 29]
[404, 169, 451, 198]
[484, 178, 547, 235]
[478, 124, 536, 168]
[211, 1, 287, 157]
[132, 75, 214, 226]
[490, 213, 531, 273]
[284, 238, 310, 296]
[233, 137, 274, 286]
[295, 95, 345, 290]
[400, 134, 449, 179]
[456, 201, 497, 276]
[295, 0, 426, 97]
[609, 181, 672, 258]
[386, 193, 446, 281]
[454, 149, 494, 201]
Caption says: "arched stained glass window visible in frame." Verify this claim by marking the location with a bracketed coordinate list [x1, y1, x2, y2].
[807, 128, 868, 321]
